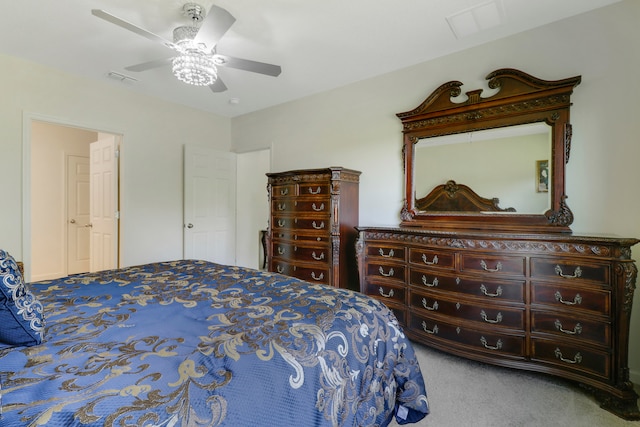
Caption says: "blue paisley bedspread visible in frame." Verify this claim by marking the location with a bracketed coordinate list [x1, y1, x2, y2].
[0, 260, 429, 426]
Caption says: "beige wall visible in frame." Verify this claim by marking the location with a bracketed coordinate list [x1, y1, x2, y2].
[231, 1, 640, 381]
[0, 53, 232, 268]
[30, 121, 96, 280]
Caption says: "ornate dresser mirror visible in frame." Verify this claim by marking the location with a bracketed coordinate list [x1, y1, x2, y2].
[397, 68, 581, 232]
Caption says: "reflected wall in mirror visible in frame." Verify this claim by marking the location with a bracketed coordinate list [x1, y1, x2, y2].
[397, 68, 581, 233]
[414, 123, 551, 214]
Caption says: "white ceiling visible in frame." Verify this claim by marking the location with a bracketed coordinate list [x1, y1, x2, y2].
[0, 0, 622, 118]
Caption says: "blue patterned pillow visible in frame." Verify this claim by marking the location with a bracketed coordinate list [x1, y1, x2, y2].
[0, 250, 45, 347]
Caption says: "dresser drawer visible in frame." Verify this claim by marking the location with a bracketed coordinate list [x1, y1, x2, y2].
[298, 182, 331, 196]
[408, 248, 455, 270]
[409, 291, 524, 330]
[531, 283, 611, 316]
[365, 262, 406, 284]
[272, 199, 331, 215]
[271, 260, 295, 276]
[363, 282, 406, 305]
[366, 244, 407, 262]
[271, 231, 330, 244]
[531, 338, 610, 380]
[292, 264, 330, 284]
[409, 313, 525, 358]
[460, 254, 526, 277]
[271, 242, 330, 265]
[531, 258, 610, 285]
[271, 184, 295, 198]
[408, 270, 525, 303]
[272, 216, 330, 233]
[531, 311, 610, 347]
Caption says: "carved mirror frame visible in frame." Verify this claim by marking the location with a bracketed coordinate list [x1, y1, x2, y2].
[398, 68, 581, 233]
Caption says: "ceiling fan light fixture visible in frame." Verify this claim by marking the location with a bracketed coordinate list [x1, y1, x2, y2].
[172, 41, 217, 86]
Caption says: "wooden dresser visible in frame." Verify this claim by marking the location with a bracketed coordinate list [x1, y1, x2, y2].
[266, 167, 360, 290]
[356, 226, 640, 419]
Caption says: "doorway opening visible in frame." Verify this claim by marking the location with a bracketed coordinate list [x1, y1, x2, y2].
[23, 115, 121, 281]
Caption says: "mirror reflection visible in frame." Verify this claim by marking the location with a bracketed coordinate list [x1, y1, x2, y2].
[414, 123, 551, 214]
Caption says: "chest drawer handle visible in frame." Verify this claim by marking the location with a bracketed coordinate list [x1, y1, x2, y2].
[379, 267, 394, 277]
[480, 310, 503, 324]
[555, 265, 582, 279]
[480, 336, 503, 351]
[379, 287, 394, 298]
[277, 247, 286, 255]
[554, 291, 582, 306]
[312, 203, 325, 211]
[312, 221, 325, 229]
[311, 272, 324, 281]
[278, 203, 286, 211]
[379, 248, 395, 258]
[421, 298, 439, 311]
[311, 251, 325, 260]
[480, 284, 503, 297]
[554, 320, 583, 335]
[554, 348, 583, 364]
[308, 186, 321, 194]
[276, 265, 284, 273]
[280, 188, 289, 196]
[480, 260, 502, 272]
[421, 322, 439, 335]
[422, 254, 439, 265]
[421, 275, 439, 287]
[277, 219, 286, 227]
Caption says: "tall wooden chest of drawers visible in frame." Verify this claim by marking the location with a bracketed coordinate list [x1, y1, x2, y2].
[266, 168, 360, 290]
[356, 226, 640, 419]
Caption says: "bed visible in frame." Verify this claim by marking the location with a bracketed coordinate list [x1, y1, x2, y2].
[0, 252, 429, 426]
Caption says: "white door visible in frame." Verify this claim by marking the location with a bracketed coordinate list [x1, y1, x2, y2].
[184, 145, 236, 265]
[90, 136, 119, 272]
[67, 155, 90, 274]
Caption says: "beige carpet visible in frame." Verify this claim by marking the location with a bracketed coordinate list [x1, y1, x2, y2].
[391, 342, 639, 427]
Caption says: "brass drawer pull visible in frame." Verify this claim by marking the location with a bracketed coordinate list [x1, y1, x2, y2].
[379, 248, 394, 258]
[379, 287, 394, 298]
[422, 254, 438, 265]
[312, 203, 324, 211]
[379, 267, 394, 277]
[277, 247, 285, 255]
[277, 203, 286, 211]
[421, 275, 438, 287]
[422, 298, 439, 311]
[421, 321, 439, 335]
[280, 188, 288, 196]
[308, 186, 321, 194]
[311, 251, 325, 260]
[276, 265, 284, 273]
[311, 272, 324, 281]
[312, 221, 325, 229]
[554, 348, 582, 364]
[480, 284, 502, 297]
[554, 291, 582, 306]
[480, 310, 503, 324]
[555, 265, 582, 279]
[554, 319, 583, 335]
[277, 219, 286, 227]
[480, 260, 502, 272]
[480, 336, 503, 350]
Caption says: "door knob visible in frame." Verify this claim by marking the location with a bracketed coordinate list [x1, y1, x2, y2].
[186, 223, 194, 229]
[69, 219, 76, 224]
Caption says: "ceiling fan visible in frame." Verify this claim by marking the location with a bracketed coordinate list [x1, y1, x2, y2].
[91, 3, 282, 92]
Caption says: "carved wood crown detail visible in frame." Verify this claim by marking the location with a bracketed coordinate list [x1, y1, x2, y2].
[362, 231, 617, 257]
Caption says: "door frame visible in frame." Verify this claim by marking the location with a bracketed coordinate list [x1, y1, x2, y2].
[21, 112, 123, 281]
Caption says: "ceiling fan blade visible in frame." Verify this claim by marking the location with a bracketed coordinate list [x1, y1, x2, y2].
[209, 78, 228, 93]
[214, 54, 282, 77]
[125, 58, 174, 72]
[194, 5, 236, 48]
[91, 9, 175, 50]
